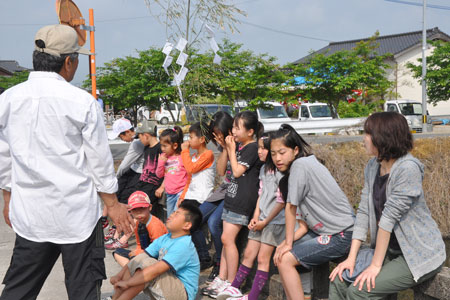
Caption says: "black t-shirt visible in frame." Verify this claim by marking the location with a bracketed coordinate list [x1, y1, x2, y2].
[139, 143, 163, 186]
[373, 166, 401, 251]
[224, 142, 263, 217]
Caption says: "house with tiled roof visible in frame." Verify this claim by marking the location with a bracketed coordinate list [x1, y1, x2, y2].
[294, 27, 450, 115]
[0, 60, 29, 77]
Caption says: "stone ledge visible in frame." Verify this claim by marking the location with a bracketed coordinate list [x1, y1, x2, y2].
[413, 267, 450, 300]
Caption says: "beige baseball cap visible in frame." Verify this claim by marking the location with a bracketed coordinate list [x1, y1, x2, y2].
[34, 24, 91, 57]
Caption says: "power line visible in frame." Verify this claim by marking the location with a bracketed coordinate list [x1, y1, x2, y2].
[239, 20, 332, 42]
[384, 0, 450, 10]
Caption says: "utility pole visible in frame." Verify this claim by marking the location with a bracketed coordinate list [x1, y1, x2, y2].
[421, 0, 428, 132]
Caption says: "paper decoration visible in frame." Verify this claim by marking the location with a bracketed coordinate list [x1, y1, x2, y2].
[213, 53, 222, 65]
[175, 38, 188, 52]
[209, 38, 220, 53]
[205, 23, 215, 37]
[177, 67, 189, 82]
[163, 55, 173, 69]
[162, 42, 173, 55]
[176, 52, 188, 67]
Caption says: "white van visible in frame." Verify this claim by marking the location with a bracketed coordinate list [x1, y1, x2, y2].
[384, 99, 424, 132]
[298, 102, 333, 121]
[154, 102, 183, 124]
[235, 101, 291, 123]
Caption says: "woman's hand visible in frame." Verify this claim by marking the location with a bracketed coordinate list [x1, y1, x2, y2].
[353, 264, 381, 292]
[225, 135, 236, 153]
[159, 153, 168, 162]
[329, 257, 356, 282]
[273, 242, 292, 266]
[213, 132, 226, 149]
[248, 218, 257, 230]
[253, 220, 267, 231]
[181, 141, 190, 150]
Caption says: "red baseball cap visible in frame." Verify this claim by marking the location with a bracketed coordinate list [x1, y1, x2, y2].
[128, 191, 150, 211]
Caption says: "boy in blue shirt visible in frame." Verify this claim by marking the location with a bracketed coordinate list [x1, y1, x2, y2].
[108, 202, 201, 300]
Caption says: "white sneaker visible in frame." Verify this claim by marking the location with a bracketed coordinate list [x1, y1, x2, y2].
[216, 286, 243, 300]
[208, 280, 231, 299]
[201, 276, 224, 295]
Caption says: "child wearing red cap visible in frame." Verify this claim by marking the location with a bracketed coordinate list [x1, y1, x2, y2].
[112, 191, 167, 267]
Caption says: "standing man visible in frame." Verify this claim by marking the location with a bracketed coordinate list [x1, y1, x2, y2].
[0, 24, 133, 300]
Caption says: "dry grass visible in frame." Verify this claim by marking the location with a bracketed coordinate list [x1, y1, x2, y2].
[312, 137, 450, 237]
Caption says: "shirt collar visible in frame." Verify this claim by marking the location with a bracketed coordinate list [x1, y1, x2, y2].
[29, 71, 67, 82]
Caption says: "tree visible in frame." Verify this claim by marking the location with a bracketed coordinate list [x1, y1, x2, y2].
[0, 71, 30, 91]
[184, 40, 289, 111]
[84, 48, 177, 124]
[144, 0, 245, 46]
[289, 33, 393, 118]
[407, 40, 450, 106]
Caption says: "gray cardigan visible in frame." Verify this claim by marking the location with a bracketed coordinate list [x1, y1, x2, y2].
[352, 153, 446, 281]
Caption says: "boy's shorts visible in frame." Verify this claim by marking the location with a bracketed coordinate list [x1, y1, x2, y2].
[221, 208, 249, 226]
[113, 248, 132, 260]
[248, 224, 285, 247]
[128, 253, 187, 300]
[290, 230, 352, 269]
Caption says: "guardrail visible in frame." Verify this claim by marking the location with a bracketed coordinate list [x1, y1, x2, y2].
[261, 118, 366, 135]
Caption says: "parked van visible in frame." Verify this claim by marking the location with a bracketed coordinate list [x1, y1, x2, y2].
[155, 102, 183, 124]
[384, 99, 424, 132]
[298, 102, 333, 121]
[234, 101, 291, 123]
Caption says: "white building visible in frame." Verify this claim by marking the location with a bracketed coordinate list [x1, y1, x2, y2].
[294, 28, 450, 116]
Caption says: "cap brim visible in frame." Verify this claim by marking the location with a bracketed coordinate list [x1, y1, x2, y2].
[107, 130, 120, 140]
[128, 203, 150, 211]
[77, 47, 92, 55]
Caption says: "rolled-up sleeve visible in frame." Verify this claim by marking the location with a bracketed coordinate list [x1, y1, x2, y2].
[378, 161, 421, 233]
[82, 100, 118, 193]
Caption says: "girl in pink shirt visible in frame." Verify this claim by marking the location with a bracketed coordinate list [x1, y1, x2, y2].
[156, 126, 188, 218]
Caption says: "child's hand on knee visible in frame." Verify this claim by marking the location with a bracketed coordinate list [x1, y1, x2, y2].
[115, 280, 130, 290]
[110, 275, 120, 285]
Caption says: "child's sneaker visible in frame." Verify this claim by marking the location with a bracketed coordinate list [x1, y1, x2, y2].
[216, 286, 242, 300]
[206, 263, 220, 283]
[104, 226, 116, 241]
[208, 280, 230, 299]
[105, 240, 128, 250]
[104, 238, 116, 245]
[201, 276, 223, 295]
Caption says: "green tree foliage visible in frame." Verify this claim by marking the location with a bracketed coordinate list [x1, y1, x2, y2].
[407, 40, 450, 106]
[289, 33, 393, 118]
[186, 39, 289, 111]
[83, 48, 176, 124]
[0, 71, 30, 91]
[337, 101, 382, 118]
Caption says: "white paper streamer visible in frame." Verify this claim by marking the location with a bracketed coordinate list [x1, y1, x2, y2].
[175, 38, 188, 52]
[162, 42, 173, 55]
[209, 38, 220, 53]
[176, 52, 189, 67]
[213, 53, 222, 65]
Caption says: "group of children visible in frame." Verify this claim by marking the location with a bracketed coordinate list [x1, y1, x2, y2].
[104, 110, 446, 300]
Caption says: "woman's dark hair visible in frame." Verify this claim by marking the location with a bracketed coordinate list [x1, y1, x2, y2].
[260, 132, 275, 173]
[364, 112, 413, 162]
[32, 50, 78, 73]
[234, 110, 263, 139]
[189, 121, 212, 143]
[209, 111, 233, 147]
[265, 124, 312, 173]
[278, 173, 289, 203]
[159, 126, 184, 154]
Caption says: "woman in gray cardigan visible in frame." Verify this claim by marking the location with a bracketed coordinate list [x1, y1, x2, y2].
[329, 112, 445, 300]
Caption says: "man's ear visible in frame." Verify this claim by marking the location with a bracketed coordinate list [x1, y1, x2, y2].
[182, 221, 192, 232]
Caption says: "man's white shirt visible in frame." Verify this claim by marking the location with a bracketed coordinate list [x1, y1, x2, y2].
[0, 72, 118, 243]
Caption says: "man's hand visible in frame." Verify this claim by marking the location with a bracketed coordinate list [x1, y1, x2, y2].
[106, 201, 134, 236]
[2, 190, 11, 228]
[181, 141, 190, 150]
[114, 280, 129, 290]
[155, 186, 164, 198]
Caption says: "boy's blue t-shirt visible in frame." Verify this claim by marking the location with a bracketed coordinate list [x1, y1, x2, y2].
[145, 233, 200, 300]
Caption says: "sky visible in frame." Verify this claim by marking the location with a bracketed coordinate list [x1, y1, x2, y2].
[1, 0, 449, 86]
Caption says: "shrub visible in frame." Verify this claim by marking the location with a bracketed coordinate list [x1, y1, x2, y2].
[313, 137, 450, 237]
